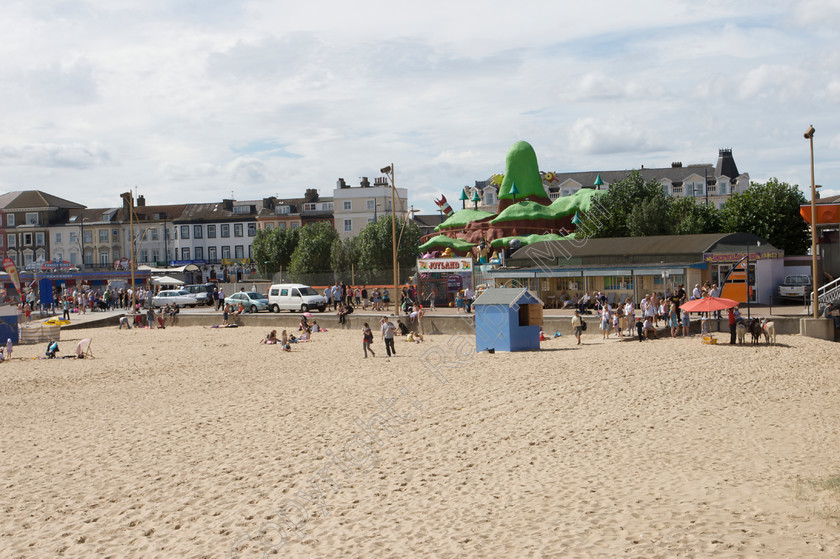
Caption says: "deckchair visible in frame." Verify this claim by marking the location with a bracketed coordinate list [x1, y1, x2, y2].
[75, 338, 94, 359]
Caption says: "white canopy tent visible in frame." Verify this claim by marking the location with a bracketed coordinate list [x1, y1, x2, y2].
[151, 275, 184, 286]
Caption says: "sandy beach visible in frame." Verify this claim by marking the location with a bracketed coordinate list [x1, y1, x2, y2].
[1, 324, 839, 558]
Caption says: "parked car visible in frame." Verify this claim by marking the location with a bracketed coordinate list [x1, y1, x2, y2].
[268, 283, 328, 313]
[151, 289, 198, 308]
[183, 283, 216, 306]
[227, 291, 270, 313]
[778, 274, 812, 300]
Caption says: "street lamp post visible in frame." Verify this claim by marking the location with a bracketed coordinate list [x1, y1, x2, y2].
[381, 164, 399, 316]
[804, 125, 819, 318]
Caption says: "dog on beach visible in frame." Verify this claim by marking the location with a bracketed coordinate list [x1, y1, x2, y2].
[736, 322, 747, 345]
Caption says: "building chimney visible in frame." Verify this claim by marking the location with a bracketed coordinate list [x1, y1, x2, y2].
[337, 178, 347, 189]
[360, 177, 370, 188]
[671, 161, 682, 168]
[304, 188, 319, 202]
[136, 195, 146, 207]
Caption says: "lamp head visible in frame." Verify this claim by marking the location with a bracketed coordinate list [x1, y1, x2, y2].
[380, 165, 392, 174]
[804, 125, 815, 139]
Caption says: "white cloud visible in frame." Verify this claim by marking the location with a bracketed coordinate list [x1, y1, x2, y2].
[566, 118, 662, 155]
[737, 64, 807, 101]
[0, 142, 111, 168]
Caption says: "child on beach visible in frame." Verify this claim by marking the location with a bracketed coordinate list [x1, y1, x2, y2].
[362, 322, 375, 357]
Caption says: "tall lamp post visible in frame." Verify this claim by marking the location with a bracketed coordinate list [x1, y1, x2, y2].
[121, 190, 137, 311]
[381, 164, 399, 316]
[804, 125, 819, 318]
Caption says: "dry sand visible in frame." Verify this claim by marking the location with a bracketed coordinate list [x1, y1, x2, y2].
[1, 324, 840, 558]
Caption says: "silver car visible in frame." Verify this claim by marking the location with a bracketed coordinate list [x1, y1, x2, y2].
[227, 291, 269, 313]
[151, 289, 199, 308]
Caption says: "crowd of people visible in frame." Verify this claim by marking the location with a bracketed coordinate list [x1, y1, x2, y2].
[570, 282, 738, 344]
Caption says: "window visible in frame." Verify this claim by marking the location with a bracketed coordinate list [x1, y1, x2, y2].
[208, 246, 217, 261]
[291, 223, 299, 229]
[100, 251, 109, 266]
[23, 233, 32, 245]
[672, 186, 683, 195]
[304, 203, 317, 211]
[181, 247, 190, 260]
[234, 224, 243, 237]
[99, 230, 108, 243]
[84, 251, 93, 265]
[266, 223, 274, 230]
[194, 225, 203, 239]
[207, 224, 216, 238]
[247, 223, 256, 237]
[321, 203, 333, 211]
[485, 192, 495, 205]
[343, 201, 352, 210]
[55, 232, 62, 244]
[221, 246, 231, 259]
[24, 252, 33, 266]
[194, 246, 204, 260]
[70, 232, 78, 244]
[26, 212, 38, 225]
[139, 250, 148, 263]
[151, 250, 158, 263]
[7, 234, 15, 248]
[180, 225, 190, 239]
[277, 222, 286, 229]
[275, 206, 290, 215]
[234, 245, 244, 259]
[367, 200, 375, 210]
[70, 252, 77, 266]
[6, 214, 14, 226]
[113, 229, 119, 241]
[603, 276, 633, 290]
[221, 224, 230, 238]
[233, 205, 250, 214]
[344, 219, 352, 232]
[151, 228, 159, 240]
[0, 236, 3, 248]
[36, 232, 45, 245]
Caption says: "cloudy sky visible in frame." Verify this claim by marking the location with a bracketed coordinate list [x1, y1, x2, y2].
[1, 0, 839, 214]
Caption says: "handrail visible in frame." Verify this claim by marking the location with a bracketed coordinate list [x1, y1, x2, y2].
[818, 276, 840, 297]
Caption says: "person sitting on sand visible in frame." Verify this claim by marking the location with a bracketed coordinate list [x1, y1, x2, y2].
[397, 320, 409, 336]
[298, 327, 312, 342]
[299, 316, 309, 331]
[406, 331, 424, 343]
[261, 330, 278, 344]
[311, 321, 320, 333]
[46, 340, 60, 358]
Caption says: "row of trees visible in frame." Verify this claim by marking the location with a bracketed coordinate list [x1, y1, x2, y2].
[577, 171, 810, 255]
[251, 217, 423, 284]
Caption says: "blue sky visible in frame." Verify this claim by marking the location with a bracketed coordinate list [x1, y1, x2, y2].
[1, 0, 839, 214]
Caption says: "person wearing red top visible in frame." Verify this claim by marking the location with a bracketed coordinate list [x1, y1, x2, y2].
[728, 306, 737, 345]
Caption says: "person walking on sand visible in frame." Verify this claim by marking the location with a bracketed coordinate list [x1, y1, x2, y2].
[600, 301, 612, 339]
[571, 310, 584, 345]
[362, 322, 375, 358]
[381, 317, 397, 357]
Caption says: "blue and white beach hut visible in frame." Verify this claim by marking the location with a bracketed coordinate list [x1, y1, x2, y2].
[473, 288, 543, 352]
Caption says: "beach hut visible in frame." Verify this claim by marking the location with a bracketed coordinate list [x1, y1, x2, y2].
[474, 288, 543, 352]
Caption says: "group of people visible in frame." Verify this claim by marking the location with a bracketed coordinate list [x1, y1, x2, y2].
[259, 316, 326, 349]
[323, 283, 391, 312]
[569, 281, 727, 344]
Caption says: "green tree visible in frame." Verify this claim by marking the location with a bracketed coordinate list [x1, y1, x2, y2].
[720, 178, 809, 255]
[251, 226, 299, 277]
[669, 197, 723, 235]
[330, 236, 359, 279]
[355, 216, 422, 283]
[287, 221, 339, 280]
[576, 170, 671, 238]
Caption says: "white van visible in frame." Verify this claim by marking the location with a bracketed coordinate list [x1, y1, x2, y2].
[268, 284, 328, 313]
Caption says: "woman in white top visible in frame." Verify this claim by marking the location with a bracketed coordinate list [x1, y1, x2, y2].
[623, 298, 635, 336]
[600, 303, 612, 339]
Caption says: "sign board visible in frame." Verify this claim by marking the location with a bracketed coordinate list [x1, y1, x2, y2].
[447, 275, 463, 292]
[417, 257, 473, 273]
[703, 250, 783, 263]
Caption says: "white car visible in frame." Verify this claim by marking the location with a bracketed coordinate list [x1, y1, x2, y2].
[226, 291, 270, 313]
[151, 289, 199, 308]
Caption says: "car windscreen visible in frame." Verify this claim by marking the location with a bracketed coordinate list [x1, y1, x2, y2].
[246, 292, 265, 299]
[298, 287, 318, 296]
